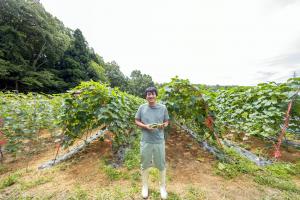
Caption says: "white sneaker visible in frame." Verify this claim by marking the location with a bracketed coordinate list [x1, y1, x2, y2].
[142, 185, 148, 199]
[160, 186, 168, 199]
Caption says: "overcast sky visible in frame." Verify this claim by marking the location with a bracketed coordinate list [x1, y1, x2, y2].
[40, 0, 300, 85]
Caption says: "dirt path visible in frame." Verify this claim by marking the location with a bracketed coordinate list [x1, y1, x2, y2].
[0, 128, 297, 199]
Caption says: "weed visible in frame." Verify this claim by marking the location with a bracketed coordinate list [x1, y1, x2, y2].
[215, 147, 300, 193]
[184, 186, 207, 200]
[0, 170, 23, 189]
[99, 159, 129, 181]
[68, 184, 89, 200]
[0, 164, 8, 175]
[21, 176, 53, 190]
[254, 173, 299, 193]
[124, 135, 141, 170]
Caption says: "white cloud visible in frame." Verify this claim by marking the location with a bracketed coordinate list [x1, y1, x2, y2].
[40, 0, 300, 85]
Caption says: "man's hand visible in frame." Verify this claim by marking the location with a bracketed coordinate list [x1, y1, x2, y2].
[158, 122, 168, 129]
[135, 119, 155, 131]
[157, 123, 164, 129]
[135, 119, 168, 131]
[145, 124, 155, 131]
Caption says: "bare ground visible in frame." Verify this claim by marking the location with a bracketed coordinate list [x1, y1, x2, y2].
[0, 128, 299, 200]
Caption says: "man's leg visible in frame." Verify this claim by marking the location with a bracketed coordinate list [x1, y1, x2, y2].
[153, 142, 167, 199]
[140, 142, 153, 198]
[141, 168, 149, 198]
[159, 168, 167, 199]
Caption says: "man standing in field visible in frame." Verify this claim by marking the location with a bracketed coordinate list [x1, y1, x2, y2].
[135, 87, 169, 199]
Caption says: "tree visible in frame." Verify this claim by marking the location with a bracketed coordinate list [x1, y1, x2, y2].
[0, 0, 155, 95]
[127, 70, 155, 97]
[87, 61, 107, 83]
[0, 0, 71, 92]
[57, 29, 91, 89]
[103, 61, 128, 91]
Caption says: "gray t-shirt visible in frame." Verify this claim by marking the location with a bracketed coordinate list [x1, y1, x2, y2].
[135, 103, 169, 144]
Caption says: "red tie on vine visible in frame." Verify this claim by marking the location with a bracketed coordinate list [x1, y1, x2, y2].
[204, 116, 223, 148]
[0, 118, 6, 145]
[0, 132, 6, 145]
[273, 101, 293, 159]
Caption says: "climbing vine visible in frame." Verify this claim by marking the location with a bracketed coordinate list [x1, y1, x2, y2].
[159, 77, 300, 141]
[60, 81, 144, 149]
[0, 92, 63, 153]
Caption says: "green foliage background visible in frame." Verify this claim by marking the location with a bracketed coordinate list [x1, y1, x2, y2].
[0, 0, 155, 97]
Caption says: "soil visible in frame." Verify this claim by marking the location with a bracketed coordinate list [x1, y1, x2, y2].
[0, 128, 298, 200]
[225, 133, 300, 163]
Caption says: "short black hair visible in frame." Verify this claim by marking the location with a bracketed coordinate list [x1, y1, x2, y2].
[144, 87, 158, 97]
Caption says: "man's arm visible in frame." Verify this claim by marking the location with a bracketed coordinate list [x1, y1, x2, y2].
[163, 120, 169, 128]
[160, 105, 170, 129]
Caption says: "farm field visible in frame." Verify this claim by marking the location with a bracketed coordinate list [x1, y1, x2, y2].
[1, 1, 300, 199]
[0, 78, 299, 200]
[1, 127, 299, 200]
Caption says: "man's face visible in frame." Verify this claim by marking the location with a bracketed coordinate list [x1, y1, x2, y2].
[146, 92, 156, 104]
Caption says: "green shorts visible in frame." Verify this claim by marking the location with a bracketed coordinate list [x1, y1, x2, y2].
[140, 141, 166, 171]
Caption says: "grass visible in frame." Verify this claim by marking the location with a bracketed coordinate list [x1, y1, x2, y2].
[53, 161, 72, 171]
[124, 134, 141, 170]
[261, 191, 300, 200]
[214, 147, 259, 178]
[129, 170, 140, 182]
[252, 147, 268, 157]
[95, 185, 137, 200]
[254, 162, 300, 193]
[0, 173, 19, 189]
[0, 170, 23, 189]
[145, 187, 205, 200]
[147, 189, 182, 200]
[98, 133, 141, 181]
[184, 186, 207, 200]
[254, 174, 299, 193]
[68, 184, 89, 200]
[5, 192, 56, 200]
[215, 147, 300, 193]
[0, 164, 8, 175]
[149, 167, 160, 182]
[99, 159, 130, 181]
[20, 176, 53, 190]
